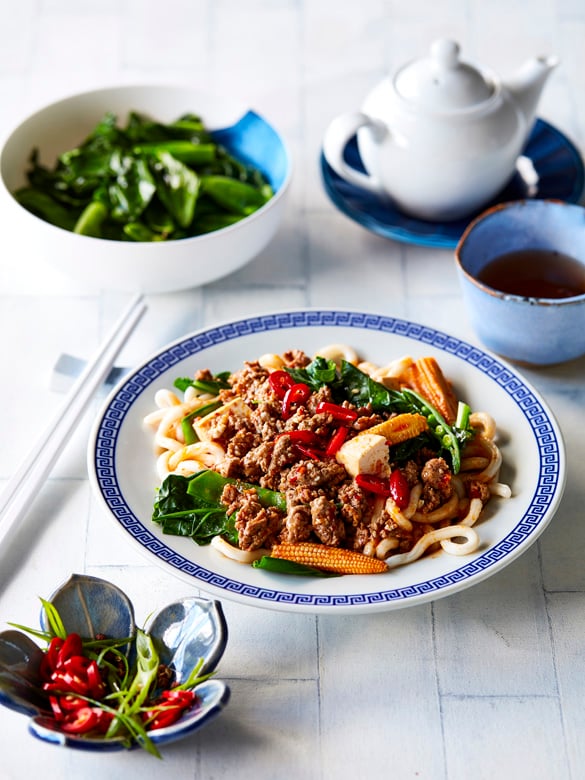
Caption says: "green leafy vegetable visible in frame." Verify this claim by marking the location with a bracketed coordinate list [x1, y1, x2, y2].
[13, 111, 273, 242]
[286, 356, 342, 393]
[149, 150, 199, 228]
[152, 472, 234, 543]
[152, 470, 286, 546]
[14, 187, 78, 231]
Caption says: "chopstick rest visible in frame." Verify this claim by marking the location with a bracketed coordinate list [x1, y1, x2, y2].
[50, 353, 129, 393]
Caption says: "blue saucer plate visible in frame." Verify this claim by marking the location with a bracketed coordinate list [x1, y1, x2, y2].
[320, 118, 585, 249]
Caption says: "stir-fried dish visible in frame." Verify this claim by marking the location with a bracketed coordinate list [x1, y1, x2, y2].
[144, 345, 511, 576]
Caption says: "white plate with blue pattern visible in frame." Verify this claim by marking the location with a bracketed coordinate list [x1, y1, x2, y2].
[88, 310, 566, 614]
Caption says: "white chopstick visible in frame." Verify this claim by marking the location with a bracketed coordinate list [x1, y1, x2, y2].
[0, 293, 147, 552]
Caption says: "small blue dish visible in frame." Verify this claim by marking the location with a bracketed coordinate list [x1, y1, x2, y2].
[0, 574, 229, 752]
[320, 119, 585, 249]
[455, 199, 585, 366]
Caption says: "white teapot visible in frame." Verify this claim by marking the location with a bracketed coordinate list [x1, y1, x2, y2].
[323, 39, 558, 221]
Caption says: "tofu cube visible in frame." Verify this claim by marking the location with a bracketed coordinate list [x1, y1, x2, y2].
[335, 433, 390, 478]
[193, 398, 251, 442]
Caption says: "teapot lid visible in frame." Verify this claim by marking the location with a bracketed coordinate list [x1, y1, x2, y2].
[394, 39, 495, 110]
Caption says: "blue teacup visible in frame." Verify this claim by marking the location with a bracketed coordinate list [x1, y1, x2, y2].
[455, 199, 585, 365]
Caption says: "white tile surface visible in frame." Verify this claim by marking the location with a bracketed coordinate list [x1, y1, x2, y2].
[0, 2, 584, 779]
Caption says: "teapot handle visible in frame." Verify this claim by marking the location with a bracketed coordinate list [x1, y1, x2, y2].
[323, 111, 387, 194]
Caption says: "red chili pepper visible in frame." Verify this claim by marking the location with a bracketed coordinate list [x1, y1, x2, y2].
[276, 430, 320, 446]
[389, 469, 411, 509]
[47, 670, 89, 696]
[325, 426, 349, 457]
[86, 660, 106, 699]
[144, 690, 197, 731]
[59, 695, 88, 712]
[316, 401, 358, 423]
[295, 444, 324, 460]
[268, 370, 294, 399]
[143, 701, 186, 731]
[49, 695, 65, 721]
[355, 473, 391, 497]
[57, 633, 83, 666]
[162, 688, 196, 707]
[62, 655, 91, 675]
[40, 636, 65, 680]
[152, 707, 183, 730]
[94, 709, 114, 734]
[60, 705, 99, 734]
[282, 383, 311, 419]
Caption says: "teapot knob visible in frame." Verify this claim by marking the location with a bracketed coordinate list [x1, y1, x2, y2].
[430, 39, 461, 71]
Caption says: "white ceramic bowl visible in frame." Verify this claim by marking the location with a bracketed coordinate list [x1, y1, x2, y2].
[0, 85, 291, 293]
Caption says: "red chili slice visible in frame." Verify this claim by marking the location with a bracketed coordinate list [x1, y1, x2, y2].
[282, 383, 311, 419]
[162, 688, 196, 706]
[144, 703, 185, 731]
[389, 469, 411, 509]
[355, 474, 391, 497]
[276, 430, 320, 446]
[86, 660, 106, 699]
[62, 655, 91, 674]
[57, 633, 83, 666]
[40, 636, 65, 679]
[325, 426, 349, 457]
[144, 690, 198, 731]
[60, 706, 99, 734]
[268, 370, 294, 399]
[93, 708, 114, 734]
[57, 670, 90, 696]
[295, 444, 324, 461]
[49, 695, 65, 721]
[316, 401, 358, 423]
[59, 695, 88, 712]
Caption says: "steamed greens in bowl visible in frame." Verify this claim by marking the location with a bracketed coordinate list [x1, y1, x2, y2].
[13, 110, 273, 242]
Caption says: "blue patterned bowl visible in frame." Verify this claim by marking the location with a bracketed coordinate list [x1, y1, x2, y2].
[455, 199, 585, 365]
[0, 574, 229, 752]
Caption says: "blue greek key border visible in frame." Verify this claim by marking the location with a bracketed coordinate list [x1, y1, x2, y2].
[92, 311, 563, 609]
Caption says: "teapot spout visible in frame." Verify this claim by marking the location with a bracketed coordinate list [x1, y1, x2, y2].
[505, 55, 559, 129]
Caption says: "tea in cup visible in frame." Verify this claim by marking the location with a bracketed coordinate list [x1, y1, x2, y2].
[455, 200, 585, 365]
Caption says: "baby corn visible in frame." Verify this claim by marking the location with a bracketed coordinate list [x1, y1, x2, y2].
[270, 542, 389, 575]
[403, 357, 459, 424]
[357, 412, 428, 445]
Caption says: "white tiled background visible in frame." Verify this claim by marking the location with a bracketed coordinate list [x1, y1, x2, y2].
[1, 2, 585, 779]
